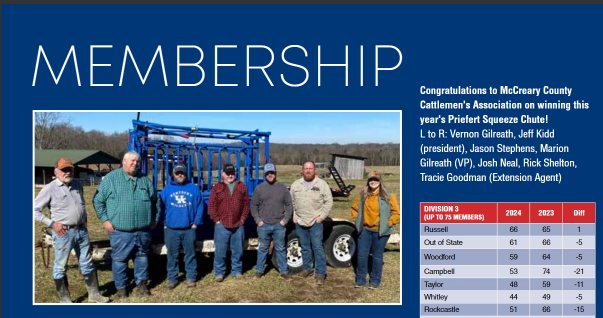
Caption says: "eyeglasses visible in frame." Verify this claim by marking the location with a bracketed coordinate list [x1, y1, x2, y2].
[175, 171, 185, 176]
[60, 168, 73, 173]
[225, 172, 235, 176]
[265, 172, 276, 176]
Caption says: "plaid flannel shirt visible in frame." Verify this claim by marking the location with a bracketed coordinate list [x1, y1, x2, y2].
[208, 181, 250, 228]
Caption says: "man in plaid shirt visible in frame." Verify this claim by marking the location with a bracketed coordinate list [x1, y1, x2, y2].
[208, 163, 250, 282]
[93, 151, 159, 298]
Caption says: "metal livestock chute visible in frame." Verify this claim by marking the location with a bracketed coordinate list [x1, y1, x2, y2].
[129, 119, 271, 197]
[128, 120, 271, 254]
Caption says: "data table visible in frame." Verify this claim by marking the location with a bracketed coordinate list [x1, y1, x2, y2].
[420, 202, 596, 318]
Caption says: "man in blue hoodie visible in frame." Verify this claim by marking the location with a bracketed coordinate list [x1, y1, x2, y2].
[160, 164, 203, 289]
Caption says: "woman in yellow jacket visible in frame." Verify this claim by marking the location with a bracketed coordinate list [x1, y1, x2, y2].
[351, 171, 400, 289]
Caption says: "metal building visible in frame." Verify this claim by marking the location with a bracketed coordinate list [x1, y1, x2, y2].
[331, 153, 367, 180]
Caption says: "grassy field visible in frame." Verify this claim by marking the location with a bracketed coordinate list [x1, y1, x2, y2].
[34, 165, 401, 304]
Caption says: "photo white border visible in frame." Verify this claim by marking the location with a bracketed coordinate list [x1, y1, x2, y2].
[32, 109, 402, 306]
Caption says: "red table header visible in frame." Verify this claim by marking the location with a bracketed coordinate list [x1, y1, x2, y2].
[420, 202, 596, 224]
[420, 203, 497, 223]
[563, 203, 596, 223]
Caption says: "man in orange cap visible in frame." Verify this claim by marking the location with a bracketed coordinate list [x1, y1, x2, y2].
[35, 157, 109, 303]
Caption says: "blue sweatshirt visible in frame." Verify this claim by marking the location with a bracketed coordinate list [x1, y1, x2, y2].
[160, 180, 203, 229]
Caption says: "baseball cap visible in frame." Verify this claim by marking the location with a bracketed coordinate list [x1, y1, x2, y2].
[223, 164, 236, 174]
[174, 164, 186, 174]
[264, 163, 276, 174]
[56, 157, 74, 170]
[367, 170, 381, 181]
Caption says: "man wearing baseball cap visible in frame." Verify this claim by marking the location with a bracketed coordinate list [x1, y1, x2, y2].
[208, 163, 250, 282]
[250, 163, 293, 280]
[159, 164, 203, 289]
[35, 157, 109, 303]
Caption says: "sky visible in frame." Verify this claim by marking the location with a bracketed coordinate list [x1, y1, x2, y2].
[52, 111, 401, 144]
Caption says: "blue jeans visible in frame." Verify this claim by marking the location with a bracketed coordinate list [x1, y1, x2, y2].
[295, 223, 326, 276]
[256, 223, 287, 274]
[355, 228, 389, 287]
[165, 227, 197, 283]
[213, 223, 244, 277]
[108, 230, 151, 289]
[52, 227, 95, 279]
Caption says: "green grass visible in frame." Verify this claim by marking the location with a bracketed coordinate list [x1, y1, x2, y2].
[34, 165, 400, 303]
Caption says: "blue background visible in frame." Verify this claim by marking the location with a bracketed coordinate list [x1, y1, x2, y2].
[3, 4, 602, 317]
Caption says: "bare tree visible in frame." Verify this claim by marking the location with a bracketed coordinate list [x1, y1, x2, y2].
[35, 112, 64, 149]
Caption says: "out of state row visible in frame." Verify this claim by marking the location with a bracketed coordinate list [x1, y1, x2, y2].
[421, 236, 595, 249]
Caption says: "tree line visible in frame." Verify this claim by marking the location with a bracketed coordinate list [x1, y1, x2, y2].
[269, 143, 399, 166]
[35, 113, 400, 166]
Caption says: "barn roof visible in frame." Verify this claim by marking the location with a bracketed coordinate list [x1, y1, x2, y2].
[35, 149, 121, 168]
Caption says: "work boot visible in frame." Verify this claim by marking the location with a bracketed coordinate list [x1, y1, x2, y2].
[167, 281, 178, 290]
[136, 281, 150, 296]
[54, 277, 72, 303]
[115, 288, 128, 299]
[84, 270, 109, 303]
[315, 275, 326, 286]
[299, 269, 313, 277]
[185, 280, 196, 288]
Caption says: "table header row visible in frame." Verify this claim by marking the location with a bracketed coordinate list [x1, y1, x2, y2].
[420, 203, 595, 223]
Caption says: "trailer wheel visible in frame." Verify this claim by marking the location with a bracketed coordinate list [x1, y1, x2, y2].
[271, 231, 304, 273]
[325, 225, 356, 268]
